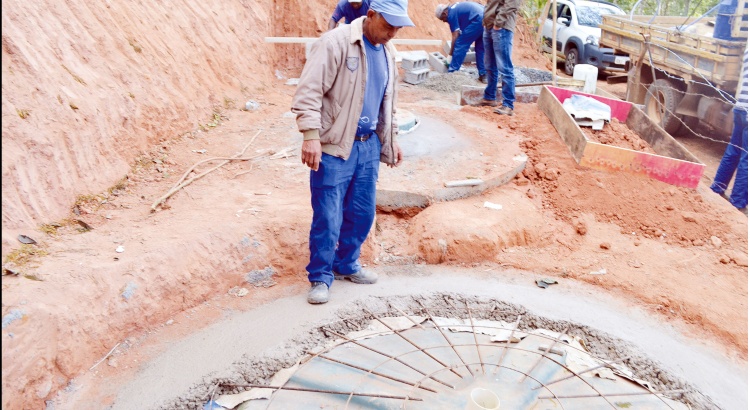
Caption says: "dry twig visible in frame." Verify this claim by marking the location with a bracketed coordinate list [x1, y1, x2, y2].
[151, 130, 264, 210]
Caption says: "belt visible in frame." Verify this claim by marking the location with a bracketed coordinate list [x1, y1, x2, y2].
[354, 133, 371, 142]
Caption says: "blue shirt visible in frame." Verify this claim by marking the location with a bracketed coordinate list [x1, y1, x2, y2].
[357, 36, 388, 136]
[331, 0, 370, 24]
[737, 47, 748, 111]
[447, 1, 484, 33]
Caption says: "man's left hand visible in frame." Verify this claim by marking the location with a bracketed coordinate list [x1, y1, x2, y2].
[388, 142, 403, 168]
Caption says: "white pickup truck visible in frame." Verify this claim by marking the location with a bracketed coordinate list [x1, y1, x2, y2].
[539, 0, 631, 75]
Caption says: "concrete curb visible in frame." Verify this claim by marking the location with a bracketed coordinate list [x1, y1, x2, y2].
[376, 157, 527, 212]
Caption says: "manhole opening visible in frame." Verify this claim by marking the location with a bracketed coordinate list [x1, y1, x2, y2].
[165, 294, 714, 410]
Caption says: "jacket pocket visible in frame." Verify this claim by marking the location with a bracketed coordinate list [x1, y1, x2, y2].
[321, 101, 343, 131]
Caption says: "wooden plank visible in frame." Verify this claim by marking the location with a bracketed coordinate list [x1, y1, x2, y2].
[626, 107, 702, 164]
[538, 86, 587, 162]
[539, 86, 704, 189]
[547, 86, 632, 121]
[579, 143, 703, 189]
[606, 74, 629, 84]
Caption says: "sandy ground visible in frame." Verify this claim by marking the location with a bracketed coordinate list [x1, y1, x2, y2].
[1, 2, 747, 409]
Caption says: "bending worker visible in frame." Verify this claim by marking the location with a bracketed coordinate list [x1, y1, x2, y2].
[293, 0, 410, 304]
[329, 0, 371, 30]
[435, 2, 486, 82]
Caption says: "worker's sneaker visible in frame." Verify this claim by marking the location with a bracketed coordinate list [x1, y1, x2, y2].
[307, 282, 330, 304]
[477, 98, 498, 107]
[478, 74, 487, 84]
[334, 270, 378, 284]
[494, 105, 514, 116]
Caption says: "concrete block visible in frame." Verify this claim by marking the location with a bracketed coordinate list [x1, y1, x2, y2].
[403, 68, 430, 85]
[444, 41, 476, 63]
[428, 52, 449, 73]
[459, 85, 540, 106]
[400, 51, 429, 71]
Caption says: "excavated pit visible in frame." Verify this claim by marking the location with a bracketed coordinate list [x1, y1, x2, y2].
[157, 294, 715, 410]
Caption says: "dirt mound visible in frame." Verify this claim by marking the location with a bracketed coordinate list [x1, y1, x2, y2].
[408, 187, 546, 263]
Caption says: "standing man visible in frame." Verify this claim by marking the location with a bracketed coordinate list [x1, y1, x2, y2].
[481, 0, 521, 116]
[329, 0, 371, 30]
[292, 0, 411, 304]
[710, 46, 748, 211]
[435, 2, 487, 83]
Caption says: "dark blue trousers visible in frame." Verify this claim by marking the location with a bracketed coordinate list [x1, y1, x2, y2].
[307, 136, 381, 287]
[711, 108, 748, 209]
[448, 20, 486, 76]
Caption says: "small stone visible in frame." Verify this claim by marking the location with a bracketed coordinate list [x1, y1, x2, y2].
[634, 240, 641, 246]
[719, 255, 731, 264]
[665, 205, 674, 211]
[544, 170, 558, 181]
[534, 163, 547, 176]
[730, 252, 749, 267]
[107, 357, 119, 368]
[599, 242, 611, 250]
[515, 177, 530, 186]
[166, 319, 174, 325]
[710, 236, 723, 248]
[682, 213, 697, 223]
[526, 190, 535, 199]
[574, 220, 587, 236]
[692, 239, 704, 247]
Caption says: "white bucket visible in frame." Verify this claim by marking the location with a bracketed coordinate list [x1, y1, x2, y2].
[465, 388, 500, 410]
[573, 64, 598, 94]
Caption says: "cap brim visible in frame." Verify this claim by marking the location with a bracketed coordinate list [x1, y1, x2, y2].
[380, 12, 415, 27]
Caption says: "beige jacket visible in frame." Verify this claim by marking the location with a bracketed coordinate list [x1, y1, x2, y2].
[483, 0, 521, 32]
[291, 16, 400, 164]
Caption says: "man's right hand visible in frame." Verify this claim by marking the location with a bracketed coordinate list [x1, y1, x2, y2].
[301, 139, 322, 171]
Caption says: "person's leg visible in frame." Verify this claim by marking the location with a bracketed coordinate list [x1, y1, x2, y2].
[448, 34, 472, 73]
[496, 28, 516, 109]
[307, 153, 356, 288]
[333, 136, 380, 274]
[711, 109, 744, 195]
[728, 110, 748, 209]
[483, 29, 498, 101]
[458, 20, 485, 76]
[473, 31, 486, 76]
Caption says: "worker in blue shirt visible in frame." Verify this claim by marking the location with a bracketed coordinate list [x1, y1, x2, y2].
[435, 2, 487, 83]
[329, 0, 371, 30]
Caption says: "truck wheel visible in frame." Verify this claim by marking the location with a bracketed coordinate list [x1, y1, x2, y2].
[644, 79, 684, 134]
[565, 48, 578, 76]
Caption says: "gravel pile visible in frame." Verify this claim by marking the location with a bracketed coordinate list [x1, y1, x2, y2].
[414, 66, 553, 94]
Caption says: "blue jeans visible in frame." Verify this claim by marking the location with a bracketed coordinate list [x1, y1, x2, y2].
[710, 108, 748, 209]
[307, 135, 381, 287]
[448, 20, 485, 76]
[483, 28, 515, 109]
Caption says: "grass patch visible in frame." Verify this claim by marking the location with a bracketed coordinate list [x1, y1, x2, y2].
[3, 244, 48, 267]
[17, 109, 30, 119]
[223, 97, 235, 109]
[39, 223, 61, 236]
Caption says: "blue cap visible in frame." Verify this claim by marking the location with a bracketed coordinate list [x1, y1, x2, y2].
[370, 0, 415, 27]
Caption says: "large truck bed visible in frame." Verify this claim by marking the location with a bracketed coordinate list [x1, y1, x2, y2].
[599, 14, 746, 87]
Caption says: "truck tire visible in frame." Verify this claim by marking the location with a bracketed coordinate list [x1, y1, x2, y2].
[644, 78, 684, 134]
[565, 47, 578, 76]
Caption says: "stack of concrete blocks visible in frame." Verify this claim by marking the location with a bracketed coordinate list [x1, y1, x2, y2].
[428, 52, 449, 74]
[443, 41, 476, 63]
[400, 50, 430, 85]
